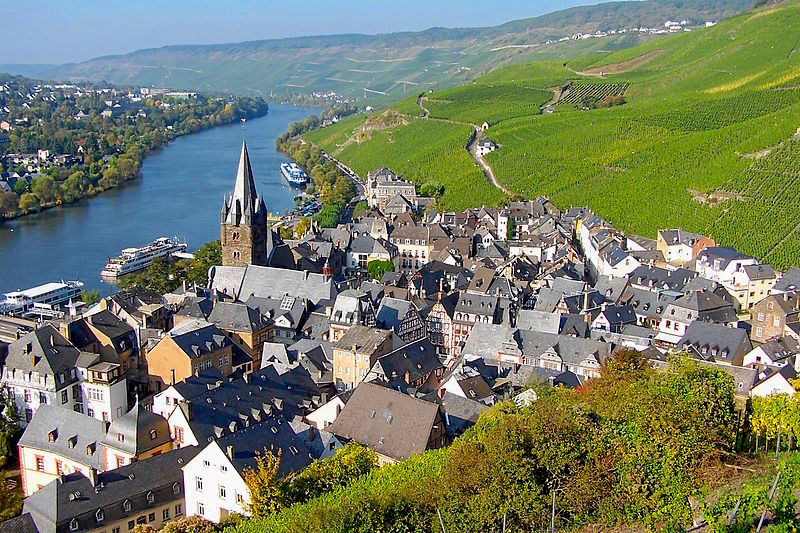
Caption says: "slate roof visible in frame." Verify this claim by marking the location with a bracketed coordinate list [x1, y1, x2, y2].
[677, 322, 752, 366]
[209, 416, 313, 477]
[209, 265, 335, 304]
[169, 368, 226, 401]
[774, 267, 800, 293]
[629, 265, 696, 292]
[101, 401, 171, 456]
[0, 514, 37, 533]
[330, 290, 374, 326]
[368, 338, 443, 389]
[23, 446, 199, 533]
[422, 391, 488, 439]
[333, 325, 392, 354]
[516, 310, 561, 334]
[5, 325, 81, 385]
[455, 292, 499, 319]
[166, 320, 232, 359]
[697, 246, 754, 270]
[658, 229, 708, 247]
[743, 264, 776, 281]
[207, 301, 270, 333]
[328, 382, 441, 462]
[596, 304, 637, 327]
[375, 297, 414, 331]
[19, 406, 106, 471]
[85, 310, 135, 342]
[667, 291, 738, 324]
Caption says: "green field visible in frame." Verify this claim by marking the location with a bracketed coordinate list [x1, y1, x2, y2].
[304, 1, 800, 268]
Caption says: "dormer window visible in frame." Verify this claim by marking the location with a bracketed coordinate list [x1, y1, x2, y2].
[149, 429, 158, 440]
[123, 499, 131, 512]
[117, 433, 124, 442]
[147, 491, 154, 503]
[173, 482, 181, 494]
[70, 519, 79, 531]
[96, 509, 104, 522]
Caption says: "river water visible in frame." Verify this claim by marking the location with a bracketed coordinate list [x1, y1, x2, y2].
[0, 104, 314, 295]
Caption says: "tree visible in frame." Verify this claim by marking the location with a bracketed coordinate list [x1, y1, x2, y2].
[367, 259, 395, 280]
[160, 516, 218, 533]
[186, 240, 221, 285]
[61, 171, 90, 203]
[243, 448, 285, 518]
[420, 182, 445, 198]
[0, 190, 17, 216]
[81, 289, 101, 306]
[0, 389, 18, 469]
[32, 176, 59, 204]
[283, 443, 377, 504]
[0, 480, 21, 521]
[294, 216, 311, 238]
[13, 179, 29, 195]
[18, 192, 39, 212]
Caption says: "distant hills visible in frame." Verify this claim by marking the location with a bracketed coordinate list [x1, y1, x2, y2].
[1, 0, 753, 99]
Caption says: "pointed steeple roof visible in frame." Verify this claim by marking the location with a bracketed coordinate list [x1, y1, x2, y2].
[222, 141, 266, 226]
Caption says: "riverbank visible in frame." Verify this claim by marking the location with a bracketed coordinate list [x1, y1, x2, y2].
[0, 104, 269, 222]
[0, 105, 312, 294]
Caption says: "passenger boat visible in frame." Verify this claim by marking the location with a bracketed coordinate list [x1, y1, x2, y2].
[101, 237, 187, 279]
[280, 162, 309, 185]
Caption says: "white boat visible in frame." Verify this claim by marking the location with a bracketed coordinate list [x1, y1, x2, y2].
[101, 237, 188, 279]
[1, 280, 84, 315]
[280, 162, 309, 185]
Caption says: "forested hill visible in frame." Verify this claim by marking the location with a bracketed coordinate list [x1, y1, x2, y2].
[1, 0, 752, 99]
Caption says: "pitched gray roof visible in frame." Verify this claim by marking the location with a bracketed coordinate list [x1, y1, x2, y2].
[375, 297, 414, 331]
[19, 406, 106, 471]
[516, 310, 560, 334]
[677, 322, 752, 365]
[166, 320, 232, 359]
[101, 401, 171, 456]
[328, 382, 441, 462]
[207, 301, 270, 333]
[5, 325, 81, 385]
[209, 265, 336, 304]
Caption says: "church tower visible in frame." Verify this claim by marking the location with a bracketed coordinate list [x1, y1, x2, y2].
[220, 141, 269, 267]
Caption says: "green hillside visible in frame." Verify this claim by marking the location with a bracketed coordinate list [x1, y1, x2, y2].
[0, 1, 751, 99]
[305, 0, 800, 268]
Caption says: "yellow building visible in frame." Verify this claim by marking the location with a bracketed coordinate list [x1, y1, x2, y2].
[145, 320, 234, 393]
[17, 405, 106, 497]
[332, 325, 395, 391]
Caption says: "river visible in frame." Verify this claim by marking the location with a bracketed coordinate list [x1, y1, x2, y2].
[0, 104, 315, 295]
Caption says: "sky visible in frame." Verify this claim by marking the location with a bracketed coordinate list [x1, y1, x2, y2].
[1, 0, 605, 65]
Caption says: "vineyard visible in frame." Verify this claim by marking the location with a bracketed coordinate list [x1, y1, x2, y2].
[302, 0, 800, 268]
[557, 82, 629, 107]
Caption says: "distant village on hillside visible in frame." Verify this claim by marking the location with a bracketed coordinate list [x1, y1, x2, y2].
[1, 136, 798, 532]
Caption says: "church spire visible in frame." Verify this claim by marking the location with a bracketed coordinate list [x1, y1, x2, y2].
[222, 141, 263, 226]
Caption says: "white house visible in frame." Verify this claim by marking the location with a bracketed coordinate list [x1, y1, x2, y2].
[750, 365, 797, 398]
[475, 138, 498, 157]
[183, 417, 313, 523]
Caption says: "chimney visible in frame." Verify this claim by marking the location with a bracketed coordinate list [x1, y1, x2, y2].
[185, 400, 192, 421]
[226, 445, 234, 460]
[437, 387, 445, 399]
[404, 369, 411, 384]
[88, 467, 99, 487]
[182, 279, 187, 292]
[242, 373, 249, 384]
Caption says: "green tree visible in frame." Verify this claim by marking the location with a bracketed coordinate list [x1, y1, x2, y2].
[13, 179, 29, 195]
[32, 176, 59, 204]
[243, 448, 285, 518]
[18, 192, 39, 212]
[367, 259, 395, 280]
[0, 480, 21, 521]
[186, 240, 221, 285]
[0, 390, 18, 467]
[283, 443, 377, 504]
[61, 171, 91, 203]
[160, 516, 219, 533]
[81, 289, 101, 306]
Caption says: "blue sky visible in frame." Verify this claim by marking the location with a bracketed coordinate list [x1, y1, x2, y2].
[2, 0, 604, 65]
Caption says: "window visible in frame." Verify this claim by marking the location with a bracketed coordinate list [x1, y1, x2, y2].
[35, 455, 44, 472]
[128, 520, 134, 530]
[774, 317, 781, 327]
[61, 390, 68, 404]
[220, 465, 227, 472]
[175, 427, 184, 444]
[23, 390, 31, 403]
[196, 476, 203, 491]
[136, 517, 146, 525]
[116, 456, 125, 468]
[236, 492, 244, 504]
[172, 482, 181, 494]
[197, 502, 205, 516]
[70, 519, 78, 531]
[96, 509, 104, 522]
[56, 460, 63, 475]
[149, 429, 158, 441]
[87, 408, 94, 418]
[756, 326, 764, 337]
[175, 504, 183, 516]
[25, 409, 32, 422]
[113, 528, 120, 533]
[146, 491, 154, 504]
[148, 513, 155, 523]
[219, 485, 227, 499]
[123, 499, 131, 512]
[162, 508, 170, 521]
